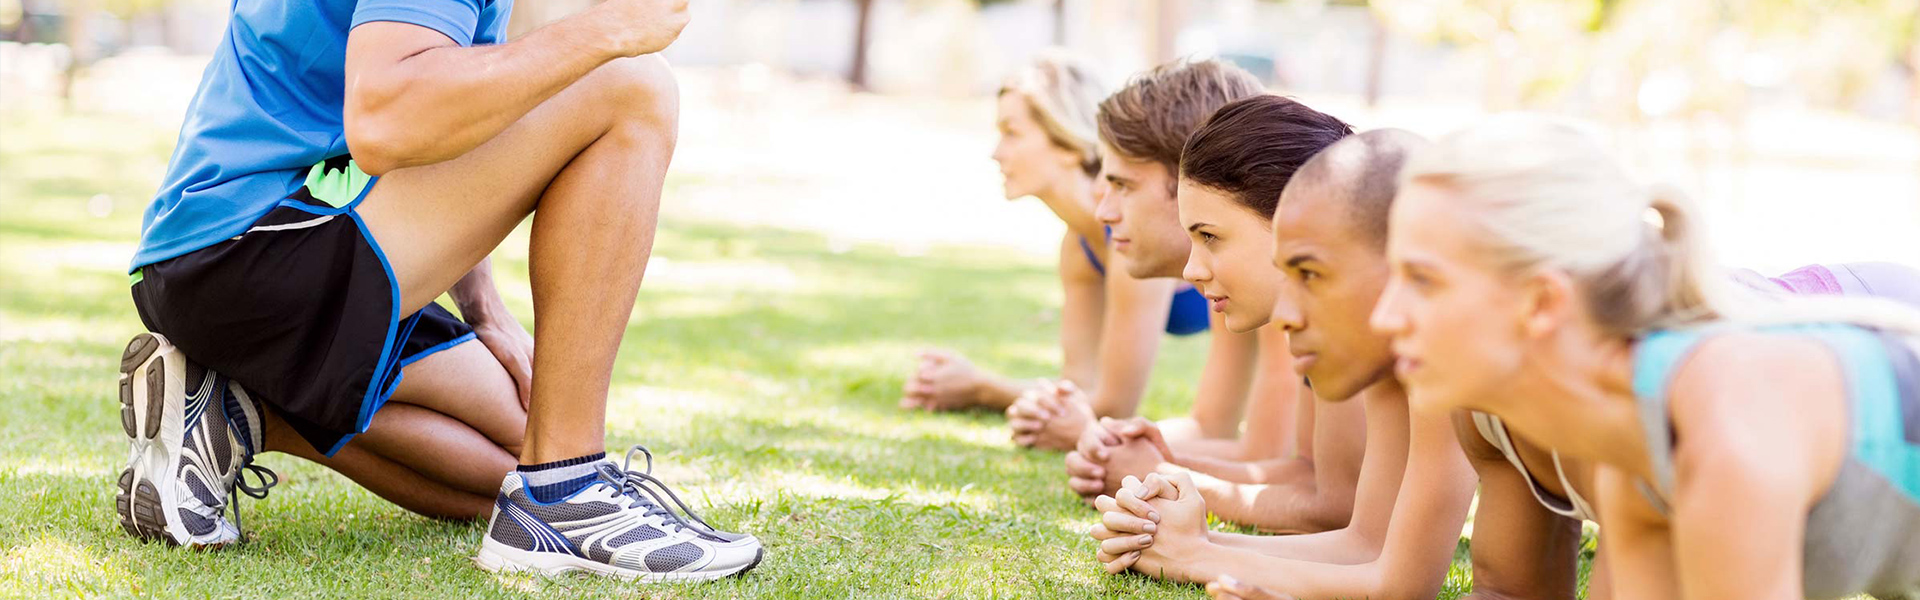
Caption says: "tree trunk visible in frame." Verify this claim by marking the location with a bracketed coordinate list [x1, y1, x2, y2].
[1151, 0, 1182, 64]
[1052, 0, 1066, 46]
[1363, 9, 1387, 107]
[850, 0, 874, 90]
[1908, 10, 1920, 126]
[62, 0, 95, 108]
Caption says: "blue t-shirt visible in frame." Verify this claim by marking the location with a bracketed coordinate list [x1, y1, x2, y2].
[132, 0, 515, 271]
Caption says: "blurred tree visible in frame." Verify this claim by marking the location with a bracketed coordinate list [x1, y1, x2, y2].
[1368, 0, 1920, 122]
[62, 0, 92, 105]
[851, 0, 872, 90]
[1152, 0, 1185, 63]
[1371, 0, 1606, 109]
[844, 0, 1036, 91]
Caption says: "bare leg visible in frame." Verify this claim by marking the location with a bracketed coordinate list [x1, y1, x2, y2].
[263, 409, 494, 520]
[353, 341, 526, 495]
[380, 340, 525, 455]
[355, 56, 679, 465]
[258, 339, 527, 518]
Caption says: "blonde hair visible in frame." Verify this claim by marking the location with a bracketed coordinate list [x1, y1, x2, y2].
[1000, 52, 1109, 176]
[1402, 115, 1920, 338]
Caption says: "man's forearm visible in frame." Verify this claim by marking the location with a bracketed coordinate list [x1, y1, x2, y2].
[1459, 592, 1540, 600]
[1186, 317, 1256, 436]
[1088, 257, 1173, 418]
[972, 376, 1037, 410]
[1166, 437, 1245, 462]
[1190, 467, 1347, 533]
[1208, 526, 1377, 564]
[449, 258, 510, 324]
[1200, 541, 1445, 600]
[345, 12, 627, 173]
[1174, 453, 1311, 485]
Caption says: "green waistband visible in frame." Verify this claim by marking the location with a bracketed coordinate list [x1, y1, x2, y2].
[304, 158, 373, 209]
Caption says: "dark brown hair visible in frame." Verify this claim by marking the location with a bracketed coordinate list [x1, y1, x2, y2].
[1096, 59, 1265, 182]
[1178, 95, 1353, 220]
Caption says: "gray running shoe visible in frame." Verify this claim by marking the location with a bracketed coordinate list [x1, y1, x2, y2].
[115, 333, 246, 547]
[475, 446, 763, 581]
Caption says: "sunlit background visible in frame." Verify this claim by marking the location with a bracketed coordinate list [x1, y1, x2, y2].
[0, 1, 1915, 597]
[7, 0, 1919, 272]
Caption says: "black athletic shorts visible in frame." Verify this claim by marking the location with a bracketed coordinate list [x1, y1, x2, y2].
[130, 157, 475, 456]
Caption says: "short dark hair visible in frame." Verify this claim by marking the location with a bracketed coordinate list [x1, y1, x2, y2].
[1288, 128, 1428, 247]
[1177, 95, 1354, 219]
[1097, 59, 1265, 179]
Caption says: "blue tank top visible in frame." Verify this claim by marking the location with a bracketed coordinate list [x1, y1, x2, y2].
[1077, 233, 1210, 336]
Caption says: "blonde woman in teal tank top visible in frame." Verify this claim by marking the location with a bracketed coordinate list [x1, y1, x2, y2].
[1368, 115, 1920, 600]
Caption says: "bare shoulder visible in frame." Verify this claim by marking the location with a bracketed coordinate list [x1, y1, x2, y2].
[1664, 331, 1846, 498]
[1057, 232, 1103, 283]
[1667, 331, 1841, 419]
[1450, 409, 1507, 461]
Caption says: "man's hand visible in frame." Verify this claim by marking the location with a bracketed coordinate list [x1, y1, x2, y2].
[1099, 473, 1213, 582]
[1090, 476, 1161, 574]
[1102, 437, 1170, 495]
[1067, 423, 1117, 502]
[1104, 416, 1175, 456]
[449, 259, 532, 409]
[901, 350, 986, 411]
[1068, 416, 1176, 500]
[471, 311, 535, 410]
[591, 0, 694, 57]
[1007, 380, 1093, 451]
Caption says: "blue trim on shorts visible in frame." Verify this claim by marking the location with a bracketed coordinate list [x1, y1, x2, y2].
[398, 332, 478, 370]
[281, 177, 403, 457]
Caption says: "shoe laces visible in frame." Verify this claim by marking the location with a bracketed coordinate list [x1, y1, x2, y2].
[611, 445, 718, 536]
[222, 385, 278, 540]
[226, 460, 278, 540]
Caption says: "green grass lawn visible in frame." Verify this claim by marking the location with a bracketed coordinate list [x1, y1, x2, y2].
[0, 109, 1551, 599]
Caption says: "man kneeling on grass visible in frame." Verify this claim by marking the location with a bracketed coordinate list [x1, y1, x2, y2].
[117, 0, 761, 581]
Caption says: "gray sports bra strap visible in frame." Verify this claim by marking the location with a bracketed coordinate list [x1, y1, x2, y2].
[1474, 411, 1598, 521]
[1631, 328, 1720, 515]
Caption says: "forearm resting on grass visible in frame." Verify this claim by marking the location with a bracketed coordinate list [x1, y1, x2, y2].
[1189, 465, 1352, 534]
[1197, 539, 1451, 600]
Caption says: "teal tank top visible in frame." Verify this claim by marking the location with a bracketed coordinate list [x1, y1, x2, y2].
[1632, 323, 1920, 599]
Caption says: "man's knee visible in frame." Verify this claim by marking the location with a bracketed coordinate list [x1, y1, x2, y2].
[586, 55, 680, 145]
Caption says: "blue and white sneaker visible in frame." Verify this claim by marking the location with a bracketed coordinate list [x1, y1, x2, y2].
[115, 333, 260, 547]
[475, 446, 764, 582]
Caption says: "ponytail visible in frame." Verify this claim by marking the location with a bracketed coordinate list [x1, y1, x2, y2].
[1407, 115, 1920, 338]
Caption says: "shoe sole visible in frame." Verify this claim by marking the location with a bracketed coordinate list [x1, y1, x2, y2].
[473, 537, 764, 583]
[115, 333, 234, 549]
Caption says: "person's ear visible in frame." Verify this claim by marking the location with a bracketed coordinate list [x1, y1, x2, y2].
[1520, 269, 1577, 340]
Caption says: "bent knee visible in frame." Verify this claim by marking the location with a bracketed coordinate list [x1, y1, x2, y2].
[585, 55, 680, 138]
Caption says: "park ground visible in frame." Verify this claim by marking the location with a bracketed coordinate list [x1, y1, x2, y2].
[0, 104, 1536, 599]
